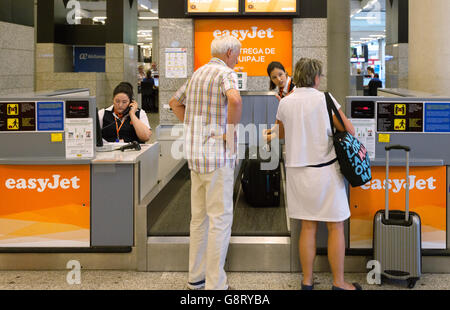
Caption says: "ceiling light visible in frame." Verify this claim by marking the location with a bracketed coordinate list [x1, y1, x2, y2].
[140, 4, 149, 10]
[150, 9, 158, 14]
[139, 17, 158, 20]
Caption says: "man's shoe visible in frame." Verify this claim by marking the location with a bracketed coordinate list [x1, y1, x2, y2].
[331, 282, 362, 290]
[187, 279, 205, 290]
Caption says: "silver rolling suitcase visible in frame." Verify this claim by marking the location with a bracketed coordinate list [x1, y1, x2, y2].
[373, 145, 422, 289]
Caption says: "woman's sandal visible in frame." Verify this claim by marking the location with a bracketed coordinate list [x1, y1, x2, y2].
[301, 282, 315, 290]
[331, 282, 362, 290]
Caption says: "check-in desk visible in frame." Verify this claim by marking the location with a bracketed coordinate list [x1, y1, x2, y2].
[0, 93, 159, 270]
[377, 88, 436, 98]
[344, 96, 450, 272]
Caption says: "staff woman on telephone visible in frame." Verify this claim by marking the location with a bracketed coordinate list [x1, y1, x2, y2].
[98, 82, 152, 143]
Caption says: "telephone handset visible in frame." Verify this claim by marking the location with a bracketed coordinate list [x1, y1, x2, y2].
[123, 106, 131, 116]
[122, 95, 136, 116]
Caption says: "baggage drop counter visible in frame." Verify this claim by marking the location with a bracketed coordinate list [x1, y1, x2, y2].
[0, 93, 159, 271]
[345, 97, 450, 266]
[147, 92, 291, 272]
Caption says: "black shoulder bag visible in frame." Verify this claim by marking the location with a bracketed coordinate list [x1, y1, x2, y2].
[325, 92, 372, 187]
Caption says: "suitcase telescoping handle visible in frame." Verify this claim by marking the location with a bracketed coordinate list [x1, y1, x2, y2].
[385, 145, 411, 222]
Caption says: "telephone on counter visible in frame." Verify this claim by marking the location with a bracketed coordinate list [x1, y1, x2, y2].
[119, 141, 141, 152]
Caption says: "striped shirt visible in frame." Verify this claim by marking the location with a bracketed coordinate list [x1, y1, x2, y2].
[173, 57, 239, 173]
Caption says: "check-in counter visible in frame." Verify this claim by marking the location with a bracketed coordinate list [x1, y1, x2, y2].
[345, 96, 450, 258]
[0, 92, 159, 271]
[377, 88, 436, 98]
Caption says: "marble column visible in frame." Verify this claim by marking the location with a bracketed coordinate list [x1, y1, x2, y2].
[293, 18, 328, 92]
[327, 0, 350, 108]
[385, 0, 409, 89]
[408, 0, 450, 96]
[0, 22, 35, 96]
[158, 19, 194, 125]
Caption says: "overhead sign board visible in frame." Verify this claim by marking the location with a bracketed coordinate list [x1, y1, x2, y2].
[244, 0, 297, 13]
[194, 19, 292, 76]
[186, 0, 239, 13]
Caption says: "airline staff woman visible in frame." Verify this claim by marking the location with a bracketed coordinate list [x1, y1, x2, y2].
[98, 82, 152, 143]
[267, 61, 295, 101]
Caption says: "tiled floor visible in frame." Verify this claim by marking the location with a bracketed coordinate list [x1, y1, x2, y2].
[0, 271, 449, 290]
[113, 112, 450, 291]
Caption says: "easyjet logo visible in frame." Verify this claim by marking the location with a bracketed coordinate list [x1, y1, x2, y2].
[361, 176, 437, 193]
[213, 26, 275, 41]
[5, 175, 81, 192]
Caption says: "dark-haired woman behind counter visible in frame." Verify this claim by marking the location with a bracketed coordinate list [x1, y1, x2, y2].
[267, 61, 295, 101]
[98, 82, 152, 143]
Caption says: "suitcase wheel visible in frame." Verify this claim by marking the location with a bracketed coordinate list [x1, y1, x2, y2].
[407, 278, 418, 289]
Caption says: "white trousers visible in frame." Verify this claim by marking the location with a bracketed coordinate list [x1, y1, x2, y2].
[189, 166, 234, 290]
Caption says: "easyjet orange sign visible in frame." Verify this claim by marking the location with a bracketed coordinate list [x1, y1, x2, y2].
[194, 19, 292, 76]
[349, 166, 447, 249]
[0, 165, 90, 247]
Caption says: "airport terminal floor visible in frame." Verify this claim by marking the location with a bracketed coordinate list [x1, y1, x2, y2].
[1, 271, 450, 290]
[2, 0, 450, 297]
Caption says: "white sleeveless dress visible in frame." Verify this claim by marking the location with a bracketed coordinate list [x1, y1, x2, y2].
[276, 88, 350, 222]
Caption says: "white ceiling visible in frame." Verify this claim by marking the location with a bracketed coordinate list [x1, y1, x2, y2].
[76, 0, 158, 44]
[351, 0, 386, 45]
[74, 0, 386, 47]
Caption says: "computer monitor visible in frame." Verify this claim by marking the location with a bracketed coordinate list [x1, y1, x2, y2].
[96, 107, 103, 147]
[154, 78, 159, 87]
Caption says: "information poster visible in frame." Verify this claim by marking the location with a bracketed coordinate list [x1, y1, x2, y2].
[0, 102, 36, 132]
[245, 0, 297, 13]
[37, 101, 64, 131]
[195, 19, 292, 76]
[349, 119, 376, 159]
[424, 102, 450, 132]
[349, 166, 447, 249]
[187, 0, 239, 13]
[165, 48, 188, 78]
[377, 102, 423, 132]
[65, 118, 94, 159]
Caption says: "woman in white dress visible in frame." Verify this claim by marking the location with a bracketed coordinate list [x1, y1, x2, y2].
[264, 58, 361, 290]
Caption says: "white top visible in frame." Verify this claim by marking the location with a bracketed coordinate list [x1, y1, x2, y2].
[276, 87, 341, 167]
[98, 105, 151, 130]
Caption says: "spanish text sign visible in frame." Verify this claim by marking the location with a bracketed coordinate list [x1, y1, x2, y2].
[194, 19, 292, 76]
[424, 102, 450, 132]
[0, 102, 36, 132]
[349, 166, 447, 249]
[0, 165, 90, 247]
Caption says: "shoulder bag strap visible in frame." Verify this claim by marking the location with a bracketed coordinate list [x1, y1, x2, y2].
[324, 92, 346, 136]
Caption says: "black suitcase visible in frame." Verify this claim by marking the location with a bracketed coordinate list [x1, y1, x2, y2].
[241, 148, 281, 207]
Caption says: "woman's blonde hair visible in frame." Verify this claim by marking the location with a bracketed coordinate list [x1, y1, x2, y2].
[292, 58, 323, 88]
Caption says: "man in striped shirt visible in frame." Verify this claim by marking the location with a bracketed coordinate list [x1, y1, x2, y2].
[169, 35, 242, 290]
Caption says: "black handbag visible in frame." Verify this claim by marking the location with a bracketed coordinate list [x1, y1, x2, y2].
[324, 92, 372, 187]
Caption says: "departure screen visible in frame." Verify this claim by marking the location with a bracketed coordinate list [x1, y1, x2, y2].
[244, 0, 297, 13]
[186, 0, 239, 13]
[351, 100, 375, 119]
[377, 102, 424, 132]
[66, 100, 89, 118]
